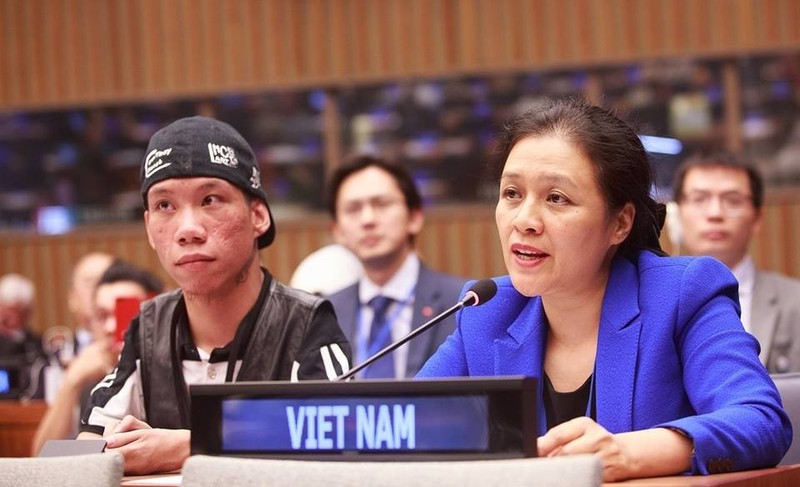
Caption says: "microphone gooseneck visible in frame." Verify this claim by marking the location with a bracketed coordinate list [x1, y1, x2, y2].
[335, 279, 497, 381]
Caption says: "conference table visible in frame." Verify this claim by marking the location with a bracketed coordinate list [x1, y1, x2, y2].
[121, 464, 800, 486]
[609, 464, 800, 486]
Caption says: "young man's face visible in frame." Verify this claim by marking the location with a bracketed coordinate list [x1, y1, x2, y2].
[144, 177, 270, 296]
[332, 166, 423, 271]
[677, 166, 761, 269]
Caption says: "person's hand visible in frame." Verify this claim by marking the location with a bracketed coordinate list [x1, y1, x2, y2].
[104, 415, 190, 475]
[537, 417, 633, 482]
[62, 340, 116, 390]
[537, 418, 693, 481]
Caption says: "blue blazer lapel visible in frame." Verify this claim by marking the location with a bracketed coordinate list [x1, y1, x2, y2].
[488, 259, 642, 434]
[595, 257, 642, 433]
[494, 298, 547, 377]
[494, 298, 547, 434]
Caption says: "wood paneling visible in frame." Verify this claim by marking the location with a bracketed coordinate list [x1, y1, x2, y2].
[2, 0, 799, 111]
[0, 224, 170, 334]
[0, 206, 498, 334]
[0, 401, 47, 457]
[3, 201, 799, 335]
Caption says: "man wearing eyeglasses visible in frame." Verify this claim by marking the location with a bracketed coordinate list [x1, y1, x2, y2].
[323, 155, 466, 379]
[672, 149, 800, 373]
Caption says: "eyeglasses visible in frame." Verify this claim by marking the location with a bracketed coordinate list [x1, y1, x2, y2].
[339, 197, 403, 218]
[680, 191, 754, 217]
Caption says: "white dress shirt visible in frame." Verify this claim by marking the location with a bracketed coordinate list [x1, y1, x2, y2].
[731, 255, 756, 333]
[357, 253, 420, 378]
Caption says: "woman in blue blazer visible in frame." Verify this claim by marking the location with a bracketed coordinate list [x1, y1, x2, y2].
[417, 98, 791, 481]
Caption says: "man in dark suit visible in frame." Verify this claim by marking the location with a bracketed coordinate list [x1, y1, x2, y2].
[325, 155, 465, 378]
[673, 149, 800, 373]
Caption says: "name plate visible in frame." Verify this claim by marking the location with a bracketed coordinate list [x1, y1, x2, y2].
[191, 376, 537, 460]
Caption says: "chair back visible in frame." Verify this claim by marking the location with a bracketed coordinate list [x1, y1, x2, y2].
[181, 454, 602, 487]
[772, 372, 800, 465]
[0, 452, 123, 487]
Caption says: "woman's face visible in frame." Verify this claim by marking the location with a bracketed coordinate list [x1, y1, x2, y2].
[495, 135, 633, 300]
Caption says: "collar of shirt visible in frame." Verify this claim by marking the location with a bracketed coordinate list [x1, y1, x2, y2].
[731, 254, 755, 330]
[358, 252, 420, 305]
[731, 254, 755, 297]
[176, 268, 273, 364]
[355, 253, 419, 377]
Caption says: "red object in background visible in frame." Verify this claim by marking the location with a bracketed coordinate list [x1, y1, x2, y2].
[114, 297, 142, 346]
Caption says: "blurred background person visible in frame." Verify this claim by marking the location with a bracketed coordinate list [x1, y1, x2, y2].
[325, 155, 465, 379]
[68, 252, 116, 354]
[672, 149, 800, 373]
[31, 259, 163, 455]
[41, 251, 115, 404]
[0, 273, 47, 400]
[289, 243, 363, 296]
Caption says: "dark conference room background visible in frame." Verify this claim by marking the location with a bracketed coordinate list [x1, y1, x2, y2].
[2, 55, 800, 232]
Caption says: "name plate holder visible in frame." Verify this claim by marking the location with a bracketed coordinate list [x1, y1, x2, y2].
[191, 376, 537, 461]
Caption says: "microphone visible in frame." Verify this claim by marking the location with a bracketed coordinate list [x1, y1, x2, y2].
[336, 278, 497, 381]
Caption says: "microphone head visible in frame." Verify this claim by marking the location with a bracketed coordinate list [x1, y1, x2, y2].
[462, 279, 498, 307]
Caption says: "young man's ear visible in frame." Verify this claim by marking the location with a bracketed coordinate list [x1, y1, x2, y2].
[251, 200, 271, 241]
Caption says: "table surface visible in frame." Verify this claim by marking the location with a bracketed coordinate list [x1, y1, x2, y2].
[606, 465, 800, 486]
[121, 464, 800, 487]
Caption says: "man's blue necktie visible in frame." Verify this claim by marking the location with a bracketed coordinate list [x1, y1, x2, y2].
[364, 295, 395, 379]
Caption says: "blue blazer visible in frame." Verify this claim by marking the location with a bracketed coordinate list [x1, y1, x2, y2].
[327, 263, 465, 377]
[417, 251, 791, 474]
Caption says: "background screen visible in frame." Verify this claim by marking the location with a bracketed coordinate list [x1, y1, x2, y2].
[0, 369, 9, 394]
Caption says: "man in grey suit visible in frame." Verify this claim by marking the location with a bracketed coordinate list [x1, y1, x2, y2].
[673, 149, 800, 373]
[324, 155, 465, 378]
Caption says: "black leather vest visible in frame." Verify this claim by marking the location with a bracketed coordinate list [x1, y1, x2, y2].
[138, 280, 325, 429]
